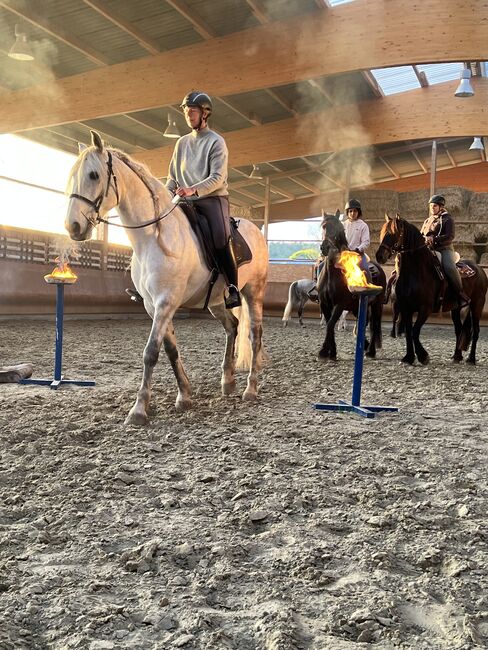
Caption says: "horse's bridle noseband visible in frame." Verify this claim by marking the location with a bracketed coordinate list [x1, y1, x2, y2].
[69, 150, 180, 230]
[69, 150, 120, 227]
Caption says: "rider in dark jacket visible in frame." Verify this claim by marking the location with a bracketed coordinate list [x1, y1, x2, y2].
[420, 194, 470, 308]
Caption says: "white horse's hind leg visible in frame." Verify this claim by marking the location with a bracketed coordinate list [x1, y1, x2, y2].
[240, 293, 264, 402]
[208, 303, 239, 395]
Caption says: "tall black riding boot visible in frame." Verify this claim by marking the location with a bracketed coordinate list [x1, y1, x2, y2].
[216, 240, 241, 309]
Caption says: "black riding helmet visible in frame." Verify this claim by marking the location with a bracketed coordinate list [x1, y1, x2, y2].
[429, 194, 446, 206]
[345, 198, 362, 216]
[180, 91, 213, 116]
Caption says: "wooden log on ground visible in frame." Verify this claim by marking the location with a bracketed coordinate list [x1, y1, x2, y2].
[0, 364, 33, 383]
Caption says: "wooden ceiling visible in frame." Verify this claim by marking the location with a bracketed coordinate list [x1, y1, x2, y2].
[0, 0, 487, 221]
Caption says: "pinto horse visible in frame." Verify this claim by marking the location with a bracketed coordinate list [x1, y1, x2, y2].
[317, 213, 386, 360]
[65, 131, 268, 425]
[376, 214, 487, 365]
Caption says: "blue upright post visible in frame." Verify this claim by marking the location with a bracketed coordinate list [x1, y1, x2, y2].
[53, 282, 64, 384]
[351, 294, 368, 406]
[314, 285, 398, 418]
[19, 279, 95, 390]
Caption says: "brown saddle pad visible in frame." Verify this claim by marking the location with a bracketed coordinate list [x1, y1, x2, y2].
[456, 261, 476, 277]
[179, 202, 252, 271]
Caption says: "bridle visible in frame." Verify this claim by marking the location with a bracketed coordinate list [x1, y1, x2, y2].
[379, 220, 426, 257]
[69, 150, 180, 230]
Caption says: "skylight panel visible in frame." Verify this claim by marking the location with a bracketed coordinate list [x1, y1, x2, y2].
[417, 62, 464, 85]
[370, 66, 421, 95]
[328, 0, 355, 5]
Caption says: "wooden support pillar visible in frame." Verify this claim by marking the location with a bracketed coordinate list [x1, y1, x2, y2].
[430, 139, 437, 197]
[263, 176, 270, 244]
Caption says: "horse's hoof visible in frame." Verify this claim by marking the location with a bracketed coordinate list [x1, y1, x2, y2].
[318, 349, 329, 359]
[175, 398, 192, 412]
[466, 358, 476, 366]
[282, 321, 288, 328]
[365, 351, 376, 359]
[242, 390, 258, 402]
[451, 356, 462, 364]
[125, 410, 148, 426]
[418, 355, 430, 366]
[400, 356, 415, 365]
[222, 380, 236, 396]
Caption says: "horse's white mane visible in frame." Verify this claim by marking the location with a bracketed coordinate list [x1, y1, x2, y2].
[66, 146, 167, 209]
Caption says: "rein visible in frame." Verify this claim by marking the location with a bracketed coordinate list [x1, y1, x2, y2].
[69, 150, 179, 230]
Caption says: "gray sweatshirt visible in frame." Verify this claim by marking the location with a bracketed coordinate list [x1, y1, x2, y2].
[165, 127, 228, 199]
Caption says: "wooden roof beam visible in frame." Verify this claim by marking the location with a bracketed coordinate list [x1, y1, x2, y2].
[245, 0, 269, 24]
[2, 0, 488, 131]
[134, 80, 488, 177]
[0, 0, 109, 66]
[413, 65, 429, 87]
[165, 0, 215, 39]
[411, 149, 428, 173]
[379, 156, 400, 178]
[82, 0, 162, 55]
[443, 144, 457, 167]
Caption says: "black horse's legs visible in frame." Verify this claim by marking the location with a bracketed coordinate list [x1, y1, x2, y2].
[467, 312, 480, 365]
[401, 312, 415, 364]
[318, 305, 342, 360]
[412, 311, 430, 365]
[366, 298, 383, 359]
[451, 308, 463, 363]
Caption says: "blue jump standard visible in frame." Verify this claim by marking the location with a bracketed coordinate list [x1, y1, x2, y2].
[314, 291, 398, 419]
[19, 282, 95, 390]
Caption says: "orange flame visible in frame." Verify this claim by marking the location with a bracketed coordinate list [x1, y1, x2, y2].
[44, 260, 78, 283]
[337, 250, 381, 290]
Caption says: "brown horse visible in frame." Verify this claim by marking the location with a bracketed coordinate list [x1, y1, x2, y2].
[376, 214, 487, 365]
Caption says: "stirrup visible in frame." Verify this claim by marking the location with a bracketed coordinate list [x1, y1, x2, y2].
[125, 288, 143, 303]
[225, 285, 241, 309]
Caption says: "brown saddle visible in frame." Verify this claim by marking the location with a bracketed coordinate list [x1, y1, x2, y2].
[179, 201, 252, 271]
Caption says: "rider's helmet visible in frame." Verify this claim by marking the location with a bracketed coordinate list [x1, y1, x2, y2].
[428, 194, 446, 206]
[180, 91, 213, 116]
[344, 198, 362, 216]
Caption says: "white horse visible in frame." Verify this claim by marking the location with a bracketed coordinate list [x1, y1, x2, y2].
[65, 131, 268, 425]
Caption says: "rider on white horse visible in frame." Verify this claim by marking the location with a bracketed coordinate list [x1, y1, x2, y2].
[165, 91, 241, 309]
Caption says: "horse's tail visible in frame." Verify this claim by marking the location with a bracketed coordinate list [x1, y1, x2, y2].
[282, 281, 297, 324]
[236, 298, 267, 371]
[459, 309, 473, 352]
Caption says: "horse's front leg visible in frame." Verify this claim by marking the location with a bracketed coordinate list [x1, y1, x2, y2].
[451, 308, 463, 363]
[125, 302, 186, 425]
[318, 305, 342, 360]
[209, 303, 239, 395]
[242, 295, 264, 402]
[412, 310, 430, 365]
[401, 312, 415, 364]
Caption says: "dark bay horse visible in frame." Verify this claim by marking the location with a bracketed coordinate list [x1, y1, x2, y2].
[376, 214, 488, 365]
[317, 214, 386, 360]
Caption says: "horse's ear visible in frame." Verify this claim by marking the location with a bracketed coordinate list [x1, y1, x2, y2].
[385, 212, 392, 222]
[78, 142, 88, 153]
[335, 209, 341, 219]
[90, 130, 104, 152]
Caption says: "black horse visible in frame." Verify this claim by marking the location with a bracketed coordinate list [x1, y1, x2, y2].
[376, 214, 488, 365]
[317, 213, 386, 361]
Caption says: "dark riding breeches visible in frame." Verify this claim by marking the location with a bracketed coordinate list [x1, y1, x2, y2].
[192, 196, 231, 249]
[439, 247, 463, 292]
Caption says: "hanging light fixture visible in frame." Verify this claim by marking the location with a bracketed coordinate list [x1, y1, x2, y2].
[163, 114, 181, 139]
[454, 67, 474, 97]
[469, 137, 484, 151]
[8, 25, 34, 61]
[249, 164, 263, 179]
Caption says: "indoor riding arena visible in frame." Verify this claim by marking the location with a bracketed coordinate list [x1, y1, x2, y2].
[1, 2, 487, 649]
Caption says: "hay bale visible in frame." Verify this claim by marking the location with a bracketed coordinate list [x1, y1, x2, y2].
[0, 363, 33, 383]
[468, 194, 488, 235]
